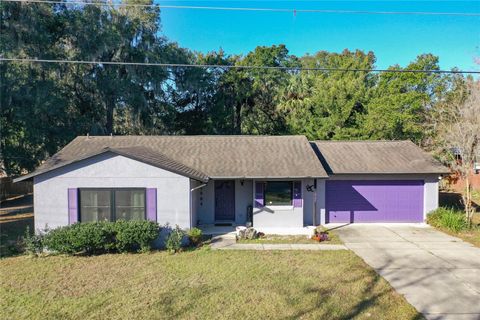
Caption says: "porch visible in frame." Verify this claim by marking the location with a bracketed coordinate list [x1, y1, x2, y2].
[198, 224, 317, 236]
[191, 178, 318, 230]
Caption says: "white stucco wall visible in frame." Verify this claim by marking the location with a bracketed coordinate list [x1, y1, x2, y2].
[33, 153, 192, 231]
[316, 174, 441, 223]
[193, 179, 252, 225]
[253, 179, 311, 229]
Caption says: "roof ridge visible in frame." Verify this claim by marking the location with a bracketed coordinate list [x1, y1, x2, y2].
[77, 135, 306, 138]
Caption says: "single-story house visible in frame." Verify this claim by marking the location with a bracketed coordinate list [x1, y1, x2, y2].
[15, 135, 448, 232]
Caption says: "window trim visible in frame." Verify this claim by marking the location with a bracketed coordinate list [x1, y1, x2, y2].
[78, 188, 147, 222]
[263, 181, 293, 207]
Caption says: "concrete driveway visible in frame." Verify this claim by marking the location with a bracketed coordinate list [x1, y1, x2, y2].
[333, 224, 480, 320]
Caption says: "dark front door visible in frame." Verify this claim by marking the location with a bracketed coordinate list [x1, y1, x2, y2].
[215, 180, 235, 221]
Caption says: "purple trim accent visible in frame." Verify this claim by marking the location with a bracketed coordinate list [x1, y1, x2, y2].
[146, 188, 157, 222]
[326, 180, 424, 223]
[68, 188, 78, 224]
[293, 181, 302, 208]
[255, 182, 264, 208]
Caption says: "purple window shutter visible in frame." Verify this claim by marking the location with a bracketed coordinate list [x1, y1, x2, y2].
[255, 182, 264, 208]
[146, 188, 157, 222]
[68, 188, 78, 224]
[293, 181, 302, 208]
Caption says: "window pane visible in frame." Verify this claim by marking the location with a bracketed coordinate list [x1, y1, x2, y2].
[265, 182, 292, 206]
[81, 207, 112, 222]
[115, 190, 145, 221]
[115, 207, 145, 221]
[80, 190, 112, 222]
[80, 190, 111, 207]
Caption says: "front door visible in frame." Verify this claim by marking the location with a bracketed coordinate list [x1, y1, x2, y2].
[214, 180, 235, 221]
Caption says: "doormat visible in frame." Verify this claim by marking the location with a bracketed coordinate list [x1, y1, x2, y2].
[214, 223, 232, 226]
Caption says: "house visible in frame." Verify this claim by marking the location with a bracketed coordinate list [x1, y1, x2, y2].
[14, 136, 448, 233]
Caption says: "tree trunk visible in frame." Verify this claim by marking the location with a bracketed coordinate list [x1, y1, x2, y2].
[464, 176, 473, 228]
[234, 101, 242, 134]
[105, 98, 115, 135]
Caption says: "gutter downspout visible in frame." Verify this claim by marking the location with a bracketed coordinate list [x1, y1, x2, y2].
[190, 182, 208, 228]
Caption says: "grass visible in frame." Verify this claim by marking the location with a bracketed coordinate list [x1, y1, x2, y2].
[428, 197, 480, 248]
[0, 211, 33, 257]
[435, 212, 480, 248]
[0, 250, 421, 320]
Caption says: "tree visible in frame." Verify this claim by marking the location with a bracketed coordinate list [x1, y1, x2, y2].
[434, 80, 480, 226]
[0, 1, 186, 174]
[278, 49, 376, 140]
[363, 54, 446, 144]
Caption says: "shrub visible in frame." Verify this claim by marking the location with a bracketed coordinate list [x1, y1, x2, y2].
[236, 227, 258, 240]
[43, 220, 159, 255]
[165, 225, 185, 253]
[187, 227, 203, 246]
[23, 226, 45, 256]
[44, 222, 114, 255]
[427, 207, 467, 233]
[113, 220, 160, 253]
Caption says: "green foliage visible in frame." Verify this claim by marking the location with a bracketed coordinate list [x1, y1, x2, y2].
[427, 207, 468, 233]
[279, 49, 376, 140]
[43, 221, 159, 255]
[187, 227, 203, 246]
[22, 226, 44, 256]
[165, 225, 185, 253]
[113, 220, 160, 253]
[44, 222, 115, 255]
[0, 3, 467, 175]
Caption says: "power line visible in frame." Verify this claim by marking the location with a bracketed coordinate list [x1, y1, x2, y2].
[1, 57, 478, 74]
[2, 0, 480, 17]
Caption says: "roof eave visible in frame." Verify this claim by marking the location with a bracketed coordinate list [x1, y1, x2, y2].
[13, 149, 211, 184]
[208, 175, 329, 179]
[328, 171, 449, 175]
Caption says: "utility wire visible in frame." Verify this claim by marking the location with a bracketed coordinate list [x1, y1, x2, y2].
[1, 58, 479, 74]
[1, 0, 480, 16]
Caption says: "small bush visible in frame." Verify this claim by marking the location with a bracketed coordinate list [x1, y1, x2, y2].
[165, 225, 185, 253]
[236, 227, 259, 240]
[113, 220, 160, 253]
[187, 227, 203, 246]
[427, 207, 467, 233]
[43, 220, 159, 255]
[44, 222, 114, 255]
[23, 226, 45, 256]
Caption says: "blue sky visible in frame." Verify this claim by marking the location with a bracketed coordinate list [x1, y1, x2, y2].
[159, 0, 480, 70]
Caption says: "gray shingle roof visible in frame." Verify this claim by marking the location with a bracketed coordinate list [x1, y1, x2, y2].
[16, 135, 328, 181]
[312, 140, 448, 175]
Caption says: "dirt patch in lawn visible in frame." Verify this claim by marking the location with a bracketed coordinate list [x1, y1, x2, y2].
[238, 232, 342, 245]
[0, 250, 422, 319]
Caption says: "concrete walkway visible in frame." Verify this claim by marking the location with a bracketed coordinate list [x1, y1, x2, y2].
[209, 234, 347, 250]
[333, 224, 480, 320]
[217, 243, 347, 250]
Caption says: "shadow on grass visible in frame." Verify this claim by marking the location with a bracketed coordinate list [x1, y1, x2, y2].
[0, 212, 33, 258]
[440, 192, 480, 212]
[281, 256, 425, 320]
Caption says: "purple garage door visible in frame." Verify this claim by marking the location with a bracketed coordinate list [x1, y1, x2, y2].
[326, 180, 424, 223]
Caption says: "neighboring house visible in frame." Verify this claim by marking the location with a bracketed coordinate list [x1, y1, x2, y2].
[445, 150, 480, 191]
[14, 136, 448, 232]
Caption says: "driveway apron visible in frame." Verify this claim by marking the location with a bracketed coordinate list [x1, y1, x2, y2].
[334, 224, 480, 320]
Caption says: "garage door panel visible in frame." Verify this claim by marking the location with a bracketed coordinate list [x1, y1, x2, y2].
[326, 180, 424, 223]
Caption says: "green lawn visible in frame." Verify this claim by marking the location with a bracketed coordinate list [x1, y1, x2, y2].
[238, 226, 343, 245]
[431, 212, 480, 248]
[436, 192, 480, 248]
[0, 250, 421, 320]
[0, 212, 33, 257]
